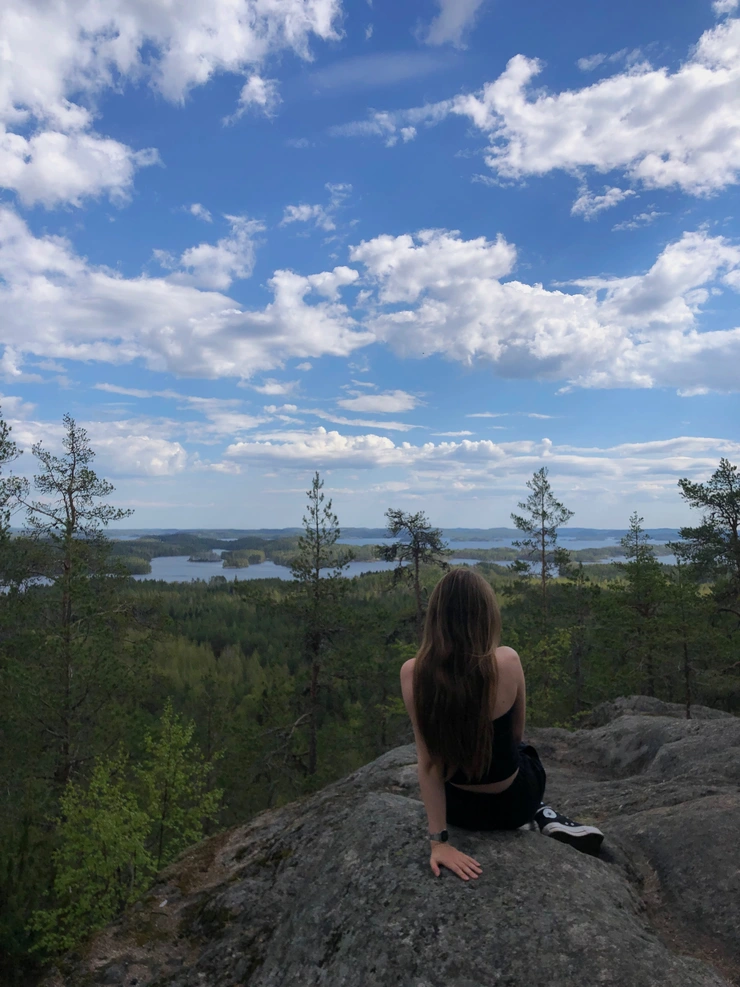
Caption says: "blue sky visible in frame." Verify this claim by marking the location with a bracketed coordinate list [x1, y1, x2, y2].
[1, 0, 738, 528]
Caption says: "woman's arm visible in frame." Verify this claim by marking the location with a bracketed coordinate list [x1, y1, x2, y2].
[399, 659, 483, 881]
[417, 763, 447, 839]
[400, 660, 447, 836]
[505, 648, 527, 745]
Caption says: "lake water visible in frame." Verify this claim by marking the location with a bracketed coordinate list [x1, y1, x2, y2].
[129, 535, 678, 584]
[132, 556, 402, 584]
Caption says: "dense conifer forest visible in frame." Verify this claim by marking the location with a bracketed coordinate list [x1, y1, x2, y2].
[1, 410, 738, 985]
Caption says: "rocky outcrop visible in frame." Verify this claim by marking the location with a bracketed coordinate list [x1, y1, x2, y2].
[41, 697, 740, 987]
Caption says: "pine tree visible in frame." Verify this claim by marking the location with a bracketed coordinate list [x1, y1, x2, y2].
[677, 458, 740, 622]
[135, 699, 223, 870]
[14, 414, 145, 789]
[0, 407, 26, 540]
[290, 472, 354, 776]
[511, 467, 574, 621]
[380, 509, 449, 639]
[27, 748, 153, 959]
[613, 513, 669, 698]
[560, 562, 601, 715]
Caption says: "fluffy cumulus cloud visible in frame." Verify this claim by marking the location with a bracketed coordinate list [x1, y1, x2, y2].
[4, 203, 740, 394]
[350, 228, 517, 302]
[349, 227, 740, 391]
[154, 215, 265, 290]
[7, 412, 187, 478]
[224, 428, 740, 506]
[336, 17, 740, 195]
[0, 207, 370, 379]
[0, 0, 342, 207]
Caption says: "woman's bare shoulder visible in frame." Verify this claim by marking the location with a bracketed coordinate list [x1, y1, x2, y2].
[495, 645, 521, 665]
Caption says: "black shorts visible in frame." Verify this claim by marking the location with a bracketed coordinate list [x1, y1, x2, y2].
[443, 742, 547, 831]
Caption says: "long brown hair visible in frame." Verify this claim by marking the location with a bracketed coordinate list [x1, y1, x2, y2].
[413, 567, 502, 781]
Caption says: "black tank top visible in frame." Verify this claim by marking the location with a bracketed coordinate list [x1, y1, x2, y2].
[446, 703, 519, 785]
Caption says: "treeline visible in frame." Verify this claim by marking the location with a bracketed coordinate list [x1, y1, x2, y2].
[0, 411, 739, 985]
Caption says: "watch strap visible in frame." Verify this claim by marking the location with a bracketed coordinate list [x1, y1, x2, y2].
[429, 829, 449, 842]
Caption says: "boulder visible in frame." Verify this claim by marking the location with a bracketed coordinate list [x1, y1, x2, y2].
[40, 702, 740, 987]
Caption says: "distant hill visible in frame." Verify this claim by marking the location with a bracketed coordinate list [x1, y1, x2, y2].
[105, 526, 682, 543]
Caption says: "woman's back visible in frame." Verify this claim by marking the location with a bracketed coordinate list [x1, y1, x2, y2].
[442, 646, 525, 790]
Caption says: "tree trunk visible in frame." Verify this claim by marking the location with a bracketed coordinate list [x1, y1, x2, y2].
[308, 656, 320, 776]
[56, 545, 74, 790]
[572, 637, 583, 714]
[683, 637, 692, 719]
[645, 645, 656, 698]
[414, 551, 422, 642]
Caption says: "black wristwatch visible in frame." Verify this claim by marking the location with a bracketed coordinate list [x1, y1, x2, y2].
[429, 830, 449, 842]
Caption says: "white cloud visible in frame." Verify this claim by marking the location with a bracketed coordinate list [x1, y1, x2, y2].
[0, 0, 342, 207]
[577, 54, 607, 71]
[281, 182, 352, 233]
[0, 207, 370, 380]
[678, 386, 710, 396]
[571, 186, 635, 220]
[9, 414, 187, 477]
[252, 380, 299, 396]
[350, 227, 740, 392]
[0, 130, 159, 209]
[6, 205, 740, 396]
[307, 51, 450, 91]
[1, 347, 43, 383]
[423, 0, 487, 47]
[223, 427, 740, 502]
[296, 362, 313, 371]
[350, 228, 516, 303]
[0, 392, 36, 419]
[310, 409, 418, 431]
[337, 390, 419, 413]
[714, 0, 738, 14]
[94, 385, 267, 438]
[336, 17, 740, 195]
[188, 204, 213, 223]
[154, 215, 265, 290]
[466, 411, 553, 419]
[612, 210, 667, 231]
[91, 430, 188, 476]
[230, 76, 282, 120]
[281, 204, 336, 231]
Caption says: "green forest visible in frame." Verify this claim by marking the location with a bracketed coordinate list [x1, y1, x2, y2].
[0, 410, 738, 986]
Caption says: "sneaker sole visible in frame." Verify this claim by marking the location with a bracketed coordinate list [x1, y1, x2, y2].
[542, 823, 604, 856]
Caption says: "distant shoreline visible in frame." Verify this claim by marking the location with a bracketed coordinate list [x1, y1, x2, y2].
[102, 525, 682, 542]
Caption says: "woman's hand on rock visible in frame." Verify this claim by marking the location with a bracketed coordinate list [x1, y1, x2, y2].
[430, 843, 482, 880]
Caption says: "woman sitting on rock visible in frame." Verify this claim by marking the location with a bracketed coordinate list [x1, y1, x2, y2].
[400, 566, 604, 881]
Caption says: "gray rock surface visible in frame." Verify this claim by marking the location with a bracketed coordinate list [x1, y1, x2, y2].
[40, 697, 740, 987]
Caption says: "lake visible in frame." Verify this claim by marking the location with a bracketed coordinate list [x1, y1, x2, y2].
[131, 540, 678, 583]
[132, 556, 403, 583]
